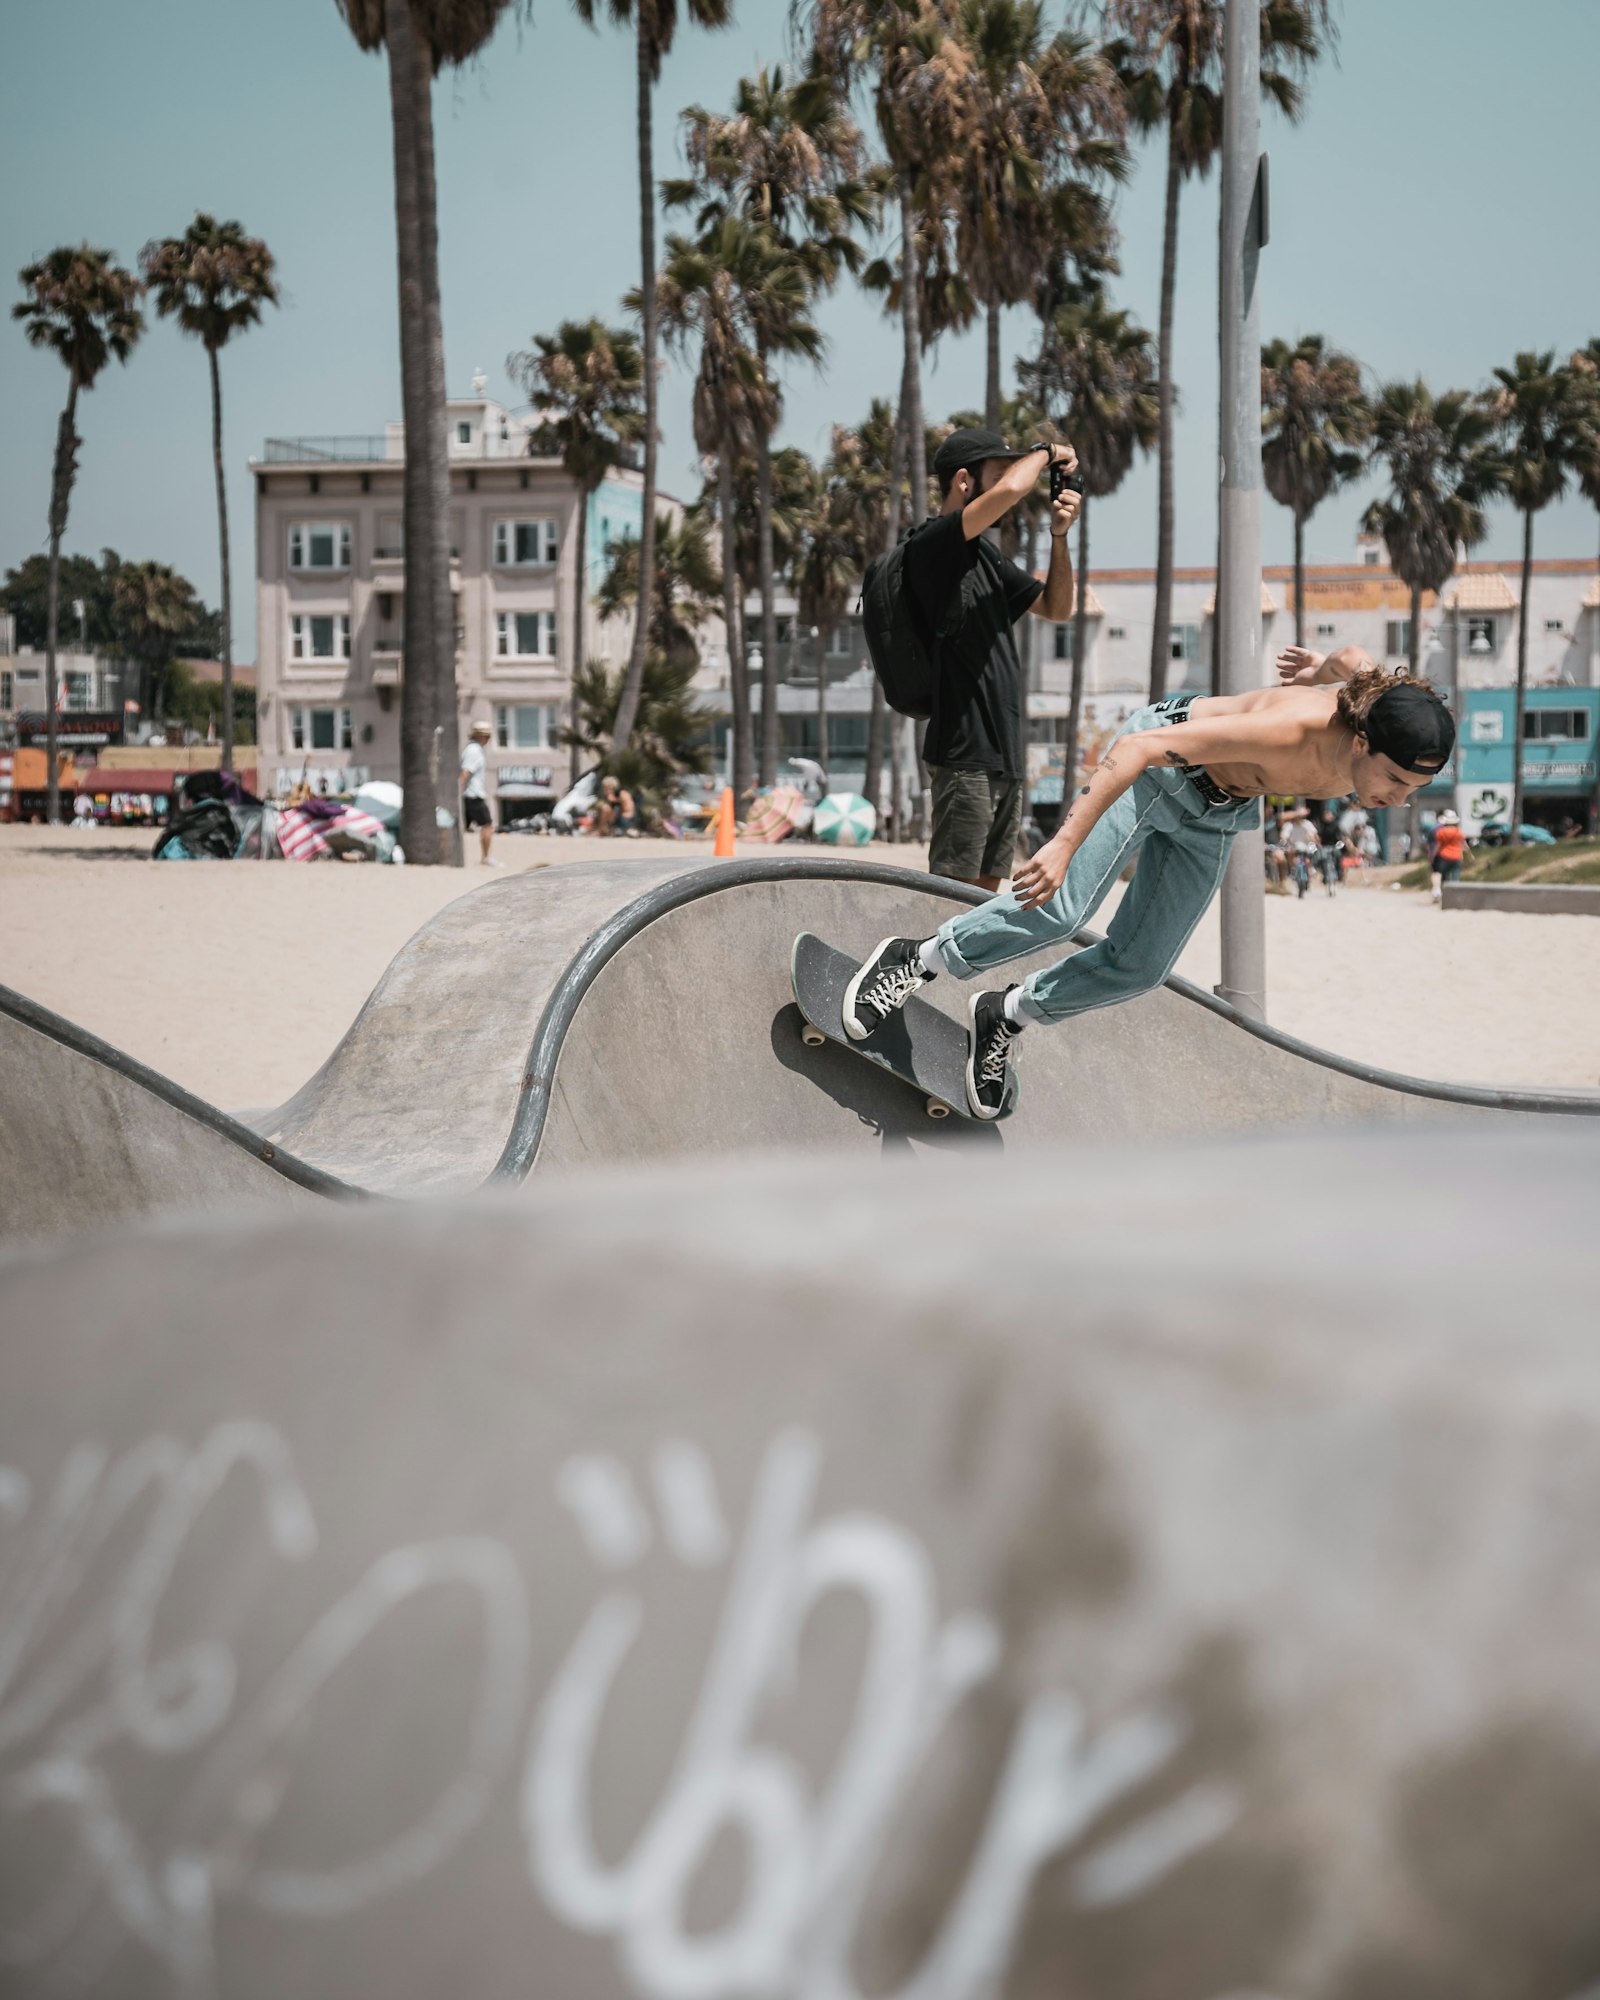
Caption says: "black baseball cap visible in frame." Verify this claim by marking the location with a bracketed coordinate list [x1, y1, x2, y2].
[932, 426, 1038, 481]
[1363, 681, 1456, 775]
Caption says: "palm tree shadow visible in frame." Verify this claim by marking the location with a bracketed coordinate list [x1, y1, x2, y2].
[768, 1004, 1003, 1158]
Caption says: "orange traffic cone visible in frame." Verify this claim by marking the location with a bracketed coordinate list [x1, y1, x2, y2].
[713, 786, 736, 858]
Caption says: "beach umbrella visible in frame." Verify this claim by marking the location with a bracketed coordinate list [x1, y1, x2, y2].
[812, 791, 876, 846]
[744, 783, 809, 844]
[353, 779, 403, 828]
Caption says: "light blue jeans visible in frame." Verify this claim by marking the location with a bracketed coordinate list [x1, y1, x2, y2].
[932, 702, 1261, 1025]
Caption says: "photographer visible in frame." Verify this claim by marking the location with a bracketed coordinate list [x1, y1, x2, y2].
[902, 428, 1081, 889]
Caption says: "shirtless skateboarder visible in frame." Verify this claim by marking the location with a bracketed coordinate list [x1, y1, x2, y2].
[842, 641, 1455, 1118]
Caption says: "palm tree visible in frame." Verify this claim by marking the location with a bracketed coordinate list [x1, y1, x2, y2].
[805, 0, 969, 538]
[335, 0, 517, 866]
[942, 0, 1125, 426]
[655, 218, 797, 801]
[666, 63, 878, 789]
[1485, 350, 1587, 841]
[509, 318, 646, 783]
[11, 246, 144, 823]
[572, 0, 734, 758]
[793, 434, 870, 777]
[112, 560, 199, 727]
[1260, 334, 1369, 646]
[1105, 0, 1330, 702]
[595, 507, 723, 669]
[1568, 339, 1600, 575]
[139, 215, 279, 773]
[1022, 292, 1157, 793]
[565, 649, 722, 820]
[1362, 378, 1500, 751]
[828, 399, 898, 814]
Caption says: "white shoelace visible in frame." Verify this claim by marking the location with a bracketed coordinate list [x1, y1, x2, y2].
[863, 959, 923, 1020]
[977, 1026, 1013, 1084]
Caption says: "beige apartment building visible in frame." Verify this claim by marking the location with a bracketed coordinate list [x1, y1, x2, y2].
[253, 382, 655, 807]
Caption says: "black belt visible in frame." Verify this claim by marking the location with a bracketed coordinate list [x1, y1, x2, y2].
[1150, 694, 1236, 808]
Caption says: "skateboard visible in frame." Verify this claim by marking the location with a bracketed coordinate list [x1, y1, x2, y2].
[789, 932, 1017, 1123]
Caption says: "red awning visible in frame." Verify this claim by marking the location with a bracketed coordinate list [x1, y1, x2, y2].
[74, 768, 257, 793]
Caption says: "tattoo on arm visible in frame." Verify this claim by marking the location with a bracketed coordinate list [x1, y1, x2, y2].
[1163, 748, 1186, 765]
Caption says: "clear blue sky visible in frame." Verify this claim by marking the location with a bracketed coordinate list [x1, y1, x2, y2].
[2, 0, 1596, 662]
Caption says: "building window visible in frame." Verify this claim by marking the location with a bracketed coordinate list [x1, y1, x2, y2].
[495, 610, 558, 659]
[457, 421, 472, 446]
[1523, 708, 1589, 742]
[495, 703, 561, 749]
[493, 518, 560, 568]
[288, 522, 352, 571]
[0, 670, 11, 708]
[1466, 615, 1498, 654]
[1168, 624, 1200, 663]
[290, 614, 351, 661]
[64, 671, 92, 710]
[1315, 621, 1337, 638]
[1385, 617, 1412, 657]
[289, 706, 353, 751]
[1363, 546, 1381, 565]
[1107, 625, 1127, 640]
[1052, 623, 1076, 662]
[827, 625, 852, 658]
[1027, 715, 1070, 745]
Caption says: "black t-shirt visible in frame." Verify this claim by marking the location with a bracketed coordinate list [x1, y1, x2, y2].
[901, 512, 1043, 779]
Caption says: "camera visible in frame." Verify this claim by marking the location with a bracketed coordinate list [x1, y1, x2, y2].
[1050, 462, 1084, 503]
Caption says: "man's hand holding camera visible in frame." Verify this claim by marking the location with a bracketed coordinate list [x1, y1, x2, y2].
[1041, 440, 1083, 540]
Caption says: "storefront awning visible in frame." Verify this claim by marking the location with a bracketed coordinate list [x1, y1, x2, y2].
[74, 767, 257, 793]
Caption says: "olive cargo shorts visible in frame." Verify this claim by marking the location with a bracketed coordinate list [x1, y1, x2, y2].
[930, 704, 1260, 1024]
[928, 767, 1025, 882]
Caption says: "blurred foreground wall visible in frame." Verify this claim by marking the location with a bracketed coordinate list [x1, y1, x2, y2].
[2, 1128, 1598, 1999]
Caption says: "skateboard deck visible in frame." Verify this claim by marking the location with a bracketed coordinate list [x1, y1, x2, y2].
[789, 932, 1017, 1123]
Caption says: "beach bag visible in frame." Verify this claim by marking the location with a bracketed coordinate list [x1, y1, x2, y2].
[860, 529, 937, 720]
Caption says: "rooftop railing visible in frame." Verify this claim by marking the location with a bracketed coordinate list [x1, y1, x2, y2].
[262, 436, 397, 464]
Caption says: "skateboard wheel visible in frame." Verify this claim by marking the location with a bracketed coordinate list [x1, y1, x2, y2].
[926, 1098, 949, 1120]
[801, 1026, 826, 1048]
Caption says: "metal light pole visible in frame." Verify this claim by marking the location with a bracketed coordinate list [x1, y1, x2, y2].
[1216, 0, 1267, 1020]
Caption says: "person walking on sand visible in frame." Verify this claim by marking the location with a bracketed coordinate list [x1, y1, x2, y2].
[460, 719, 499, 866]
[1429, 808, 1468, 904]
[841, 644, 1455, 1118]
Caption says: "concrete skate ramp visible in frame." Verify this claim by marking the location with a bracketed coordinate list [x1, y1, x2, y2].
[3, 856, 1596, 1240]
[3, 1127, 1599, 1997]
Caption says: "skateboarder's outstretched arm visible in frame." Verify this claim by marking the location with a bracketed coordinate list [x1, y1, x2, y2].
[1276, 644, 1377, 687]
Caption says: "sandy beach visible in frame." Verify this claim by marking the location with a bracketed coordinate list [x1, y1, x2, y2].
[3, 819, 1597, 1111]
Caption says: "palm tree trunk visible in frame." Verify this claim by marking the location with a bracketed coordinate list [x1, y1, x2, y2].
[384, 0, 448, 864]
[756, 414, 779, 789]
[1148, 110, 1182, 703]
[1064, 496, 1091, 811]
[816, 620, 831, 780]
[570, 482, 589, 787]
[984, 292, 1003, 431]
[900, 176, 929, 841]
[868, 376, 907, 835]
[1293, 509, 1304, 648]
[717, 447, 752, 802]
[208, 344, 234, 772]
[612, 14, 658, 751]
[1512, 507, 1533, 841]
[44, 376, 79, 827]
[1408, 582, 1421, 677]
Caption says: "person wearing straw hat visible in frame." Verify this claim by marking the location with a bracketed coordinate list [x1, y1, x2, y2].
[460, 719, 499, 866]
[842, 646, 1455, 1119]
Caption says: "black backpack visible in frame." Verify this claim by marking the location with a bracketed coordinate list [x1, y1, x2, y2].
[860, 527, 939, 720]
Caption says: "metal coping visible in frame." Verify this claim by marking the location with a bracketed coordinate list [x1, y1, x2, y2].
[4, 856, 1596, 1212]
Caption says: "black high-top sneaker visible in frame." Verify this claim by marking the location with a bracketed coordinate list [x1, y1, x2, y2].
[842, 936, 934, 1042]
[966, 988, 1022, 1119]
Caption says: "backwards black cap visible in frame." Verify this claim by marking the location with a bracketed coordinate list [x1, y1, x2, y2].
[1363, 681, 1455, 775]
[931, 426, 1038, 481]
